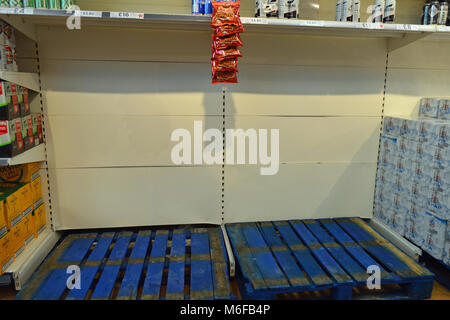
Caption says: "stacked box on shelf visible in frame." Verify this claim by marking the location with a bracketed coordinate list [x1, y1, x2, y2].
[0, 162, 46, 275]
[375, 104, 450, 266]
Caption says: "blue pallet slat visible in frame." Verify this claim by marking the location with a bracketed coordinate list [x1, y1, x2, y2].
[65, 233, 115, 300]
[304, 220, 367, 283]
[91, 232, 132, 300]
[241, 223, 289, 289]
[31, 268, 69, 300]
[190, 229, 214, 300]
[274, 222, 333, 287]
[58, 236, 96, 263]
[142, 231, 169, 300]
[226, 224, 268, 291]
[117, 230, 152, 300]
[258, 222, 310, 288]
[166, 230, 186, 300]
[208, 228, 232, 300]
[290, 221, 353, 286]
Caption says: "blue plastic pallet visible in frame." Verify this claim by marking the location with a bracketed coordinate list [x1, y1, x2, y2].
[16, 227, 232, 300]
[226, 218, 434, 300]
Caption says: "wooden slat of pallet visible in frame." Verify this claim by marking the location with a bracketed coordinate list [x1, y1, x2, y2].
[141, 230, 168, 300]
[208, 228, 232, 300]
[349, 218, 433, 278]
[66, 232, 115, 300]
[274, 222, 333, 287]
[91, 232, 132, 300]
[117, 230, 152, 300]
[258, 222, 310, 288]
[190, 229, 214, 300]
[57, 236, 96, 263]
[337, 219, 426, 280]
[303, 220, 367, 283]
[240, 223, 289, 289]
[290, 221, 353, 285]
[226, 224, 267, 291]
[166, 229, 186, 300]
[320, 219, 394, 281]
[31, 268, 69, 300]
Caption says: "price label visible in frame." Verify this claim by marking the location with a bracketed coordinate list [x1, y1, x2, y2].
[110, 11, 144, 19]
[79, 11, 102, 18]
[396, 24, 420, 31]
[299, 20, 325, 27]
[241, 17, 268, 24]
[0, 7, 34, 14]
[361, 23, 385, 30]
[437, 26, 450, 32]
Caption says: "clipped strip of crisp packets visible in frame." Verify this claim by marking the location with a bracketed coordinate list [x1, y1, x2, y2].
[211, 58, 239, 72]
[212, 33, 243, 50]
[211, 1, 242, 27]
[212, 70, 238, 85]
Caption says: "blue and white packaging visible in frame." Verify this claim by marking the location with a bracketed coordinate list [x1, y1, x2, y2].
[192, 0, 205, 14]
[383, 116, 401, 137]
[399, 118, 419, 140]
[419, 98, 440, 119]
[391, 208, 407, 236]
[444, 241, 450, 266]
[435, 122, 450, 146]
[423, 211, 448, 260]
[405, 212, 426, 248]
[417, 120, 437, 143]
[438, 99, 450, 121]
[427, 188, 449, 220]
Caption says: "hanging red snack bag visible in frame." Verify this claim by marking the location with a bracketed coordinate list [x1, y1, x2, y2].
[215, 24, 245, 37]
[212, 44, 242, 60]
[211, 1, 242, 27]
[211, 58, 239, 72]
[213, 33, 243, 50]
[212, 70, 238, 85]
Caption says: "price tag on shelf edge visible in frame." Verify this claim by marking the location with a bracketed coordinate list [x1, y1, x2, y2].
[361, 22, 385, 30]
[79, 11, 103, 18]
[110, 11, 144, 19]
[241, 17, 268, 25]
[299, 20, 325, 27]
[396, 24, 420, 31]
[0, 7, 34, 15]
[437, 25, 450, 32]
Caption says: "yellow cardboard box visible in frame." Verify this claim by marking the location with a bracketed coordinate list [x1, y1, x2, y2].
[33, 201, 46, 238]
[0, 184, 21, 229]
[0, 232, 13, 276]
[30, 176, 42, 206]
[18, 183, 32, 218]
[0, 162, 40, 184]
[22, 206, 34, 246]
[10, 217, 25, 260]
[0, 200, 6, 238]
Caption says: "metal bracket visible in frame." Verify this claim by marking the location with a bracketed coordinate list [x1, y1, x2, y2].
[387, 32, 432, 52]
[369, 218, 422, 261]
[221, 224, 235, 278]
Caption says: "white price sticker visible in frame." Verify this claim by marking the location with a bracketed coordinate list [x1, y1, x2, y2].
[300, 20, 325, 27]
[79, 11, 102, 18]
[110, 11, 144, 19]
[361, 23, 385, 30]
[396, 24, 420, 31]
[241, 17, 268, 24]
[437, 26, 450, 32]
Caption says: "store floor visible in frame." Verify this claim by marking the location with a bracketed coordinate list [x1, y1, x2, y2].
[1, 281, 449, 300]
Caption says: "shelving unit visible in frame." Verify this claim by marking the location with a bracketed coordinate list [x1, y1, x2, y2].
[0, 144, 46, 166]
[0, 71, 40, 93]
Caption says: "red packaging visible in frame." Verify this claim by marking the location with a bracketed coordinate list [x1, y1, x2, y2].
[211, 1, 242, 27]
[212, 70, 238, 85]
[214, 24, 245, 37]
[213, 33, 243, 50]
[211, 58, 239, 72]
[212, 44, 242, 61]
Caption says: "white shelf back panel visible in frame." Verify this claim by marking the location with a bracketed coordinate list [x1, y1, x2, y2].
[224, 163, 376, 223]
[49, 166, 222, 230]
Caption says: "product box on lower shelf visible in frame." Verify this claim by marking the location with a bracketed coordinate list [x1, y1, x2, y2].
[423, 211, 449, 261]
[33, 200, 46, 238]
[30, 176, 42, 206]
[0, 200, 5, 238]
[0, 231, 13, 275]
[0, 162, 40, 184]
[0, 118, 24, 157]
[9, 216, 25, 260]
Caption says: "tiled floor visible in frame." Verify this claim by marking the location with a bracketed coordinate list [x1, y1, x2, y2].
[1, 280, 449, 300]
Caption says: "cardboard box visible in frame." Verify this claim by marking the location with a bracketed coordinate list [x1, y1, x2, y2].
[0, 118, 24, 157]
[0, 162, 40, 184]
[0, 82, 21, 120]
[0, 184, 21, 228]
[23, 115, 34, 151]
[32, 113, 43, 145]
[0, 232, 13, 275]
[30, 176, 42, 206]
[423, 212, 448, 260]
[419, 98, 439, 119]
[0, 199, 5, 238]
[21, 208, 34, 247]
[0, 21, 16, 47]
[18, 183, 32, 218]
[0, 44, 17, 71]
[33, 201, 46, 238]
[383, 116, 401, 137]
[9, 217, 25, 260]
[438, 100, 450, 121]
[20, 87, 30, 117]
